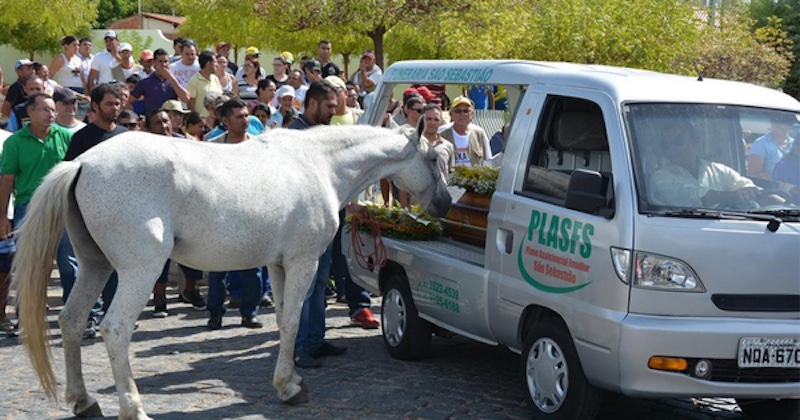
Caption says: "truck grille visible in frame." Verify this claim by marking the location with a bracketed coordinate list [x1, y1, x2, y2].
[687, 359, 800, 383]
[711, 294, 800, 312]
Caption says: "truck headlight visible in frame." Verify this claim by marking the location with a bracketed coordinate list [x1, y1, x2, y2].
[634, 252, 705, 292]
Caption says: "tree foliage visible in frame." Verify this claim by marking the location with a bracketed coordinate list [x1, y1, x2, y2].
[688, 3, 793, 88]
[0, 0, 98, 57]
[96, 0, 184, 28]
[750, 0, 800, 98]
[173, 0, 795, 90]
[507, 0, 702, 73]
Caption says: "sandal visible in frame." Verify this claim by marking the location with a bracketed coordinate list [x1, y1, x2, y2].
[0, 319, 15, 333]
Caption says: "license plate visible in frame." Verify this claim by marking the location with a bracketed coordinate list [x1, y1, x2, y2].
[738, 337, 800, 368]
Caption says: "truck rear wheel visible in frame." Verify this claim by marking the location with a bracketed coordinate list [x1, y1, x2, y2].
[381, 275, 432, 360]
[736, 398, 800, 420]
[521, 319, 603, 419]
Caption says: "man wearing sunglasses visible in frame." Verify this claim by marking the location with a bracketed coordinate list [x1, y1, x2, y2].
[441, 95, 492, 167]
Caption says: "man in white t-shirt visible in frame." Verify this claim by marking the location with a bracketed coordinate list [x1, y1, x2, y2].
[87, 30, 121, 93]
[439, 96, 491, 167]
[287, 69, 308, 112]
[169, 39, 199, 89]
[348, 50, 382, 99]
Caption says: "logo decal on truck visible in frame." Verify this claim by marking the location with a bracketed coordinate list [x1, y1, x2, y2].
[386, 67, 494, 84]
[517, 209, 594, 293]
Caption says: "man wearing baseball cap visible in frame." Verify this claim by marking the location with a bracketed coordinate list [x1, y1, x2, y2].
[215, 42, 237, 74]
[112, 43, 141, 82]
[304, 59, 323, 84]
[268, 85, 299, 128]
[349, 50, 382, 99]
[87, 30, 121, 92]
[1, 59, 34, 119]
[138, 50, 155, 79]
[53, 88, 86, 133]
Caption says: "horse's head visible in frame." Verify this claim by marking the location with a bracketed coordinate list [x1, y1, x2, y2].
[392, 133, 451, 217]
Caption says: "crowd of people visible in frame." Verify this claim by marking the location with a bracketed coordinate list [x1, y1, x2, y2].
[0, 31, 511, 369]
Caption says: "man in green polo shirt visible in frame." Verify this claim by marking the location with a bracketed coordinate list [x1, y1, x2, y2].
[0, 92, 94, 337]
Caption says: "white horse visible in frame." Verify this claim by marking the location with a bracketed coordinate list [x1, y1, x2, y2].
[13, 125, 450, 420]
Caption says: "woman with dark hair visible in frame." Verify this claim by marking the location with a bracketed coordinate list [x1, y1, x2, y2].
[182, 111, 207, 140]
[50, 35, 85, 94]
[252, 103, 271, 129]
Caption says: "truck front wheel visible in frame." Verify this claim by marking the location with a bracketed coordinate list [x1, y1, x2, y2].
[521, 319, 603, 419]
[381, 275, 432, 360]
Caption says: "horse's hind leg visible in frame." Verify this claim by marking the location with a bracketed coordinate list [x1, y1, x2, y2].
[272, 258, 318, 405]
[59, 262, 112, 417]
[267, 264, 301, 388]
[101, 266, 161, 420]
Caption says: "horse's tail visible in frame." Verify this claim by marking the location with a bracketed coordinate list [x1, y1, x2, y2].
[12, 160, 82, 401]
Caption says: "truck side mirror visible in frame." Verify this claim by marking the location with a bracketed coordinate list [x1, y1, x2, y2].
[565, 169, 613, 218]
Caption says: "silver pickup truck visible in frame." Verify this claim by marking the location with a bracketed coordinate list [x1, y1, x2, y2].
[346, 60, 800, 419]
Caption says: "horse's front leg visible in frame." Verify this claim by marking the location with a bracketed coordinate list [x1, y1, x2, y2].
[101, 268, 161, 420]
[272, 258, 318, 405]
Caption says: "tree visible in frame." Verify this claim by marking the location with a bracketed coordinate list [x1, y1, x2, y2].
[689, 3, 792, 88]
[750, 0, 800, 98]
[249, 0, 468, 69]
[503, 0, 702, 73]
[96, 0, 137, 28]
[0, 0, 98, 57]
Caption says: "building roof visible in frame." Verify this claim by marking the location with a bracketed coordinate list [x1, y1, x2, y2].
[109, 13, 185, 30]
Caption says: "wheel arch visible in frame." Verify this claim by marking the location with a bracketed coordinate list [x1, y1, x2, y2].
[518, 304, 568, 347]
[378, 260, 407, 295]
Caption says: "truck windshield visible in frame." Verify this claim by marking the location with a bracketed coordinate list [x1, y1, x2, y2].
[626, 103, 800, 216]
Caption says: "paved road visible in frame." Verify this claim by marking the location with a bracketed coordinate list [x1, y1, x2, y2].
[1, 277, 747, 419]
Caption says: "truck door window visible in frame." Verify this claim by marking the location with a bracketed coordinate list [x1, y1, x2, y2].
[522, 96, 612, 209]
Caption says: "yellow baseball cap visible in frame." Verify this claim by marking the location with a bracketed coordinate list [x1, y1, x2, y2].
[245, 46, 259, 57]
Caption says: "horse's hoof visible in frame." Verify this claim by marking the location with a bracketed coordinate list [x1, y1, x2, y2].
[283, 382, 309, 406]
[74, 400, 103, 417]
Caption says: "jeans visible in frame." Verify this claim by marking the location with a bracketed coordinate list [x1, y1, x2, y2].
[296, 243, 333, 354]
[331, 209, 372, 318]
[14, 202, 103, 323]
[228, 267, 271, 299]
[207, 268, 262, 318]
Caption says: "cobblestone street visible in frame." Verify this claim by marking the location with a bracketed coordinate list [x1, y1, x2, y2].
[0, 277, 747, 419]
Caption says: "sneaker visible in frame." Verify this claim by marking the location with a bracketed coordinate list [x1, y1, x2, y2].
[335, 295, 347, 304]
[325, 285, 336, 298]
[351, 308, 380, 329]
[241, 316, 263, 328]
[309, 341, 347, 358]
[83, 320, 98, 339]
[259, 295, 274, 308]
[207, 315, 223, 331]
[294, 350, 322, 368]
[180, 289, 206, 310]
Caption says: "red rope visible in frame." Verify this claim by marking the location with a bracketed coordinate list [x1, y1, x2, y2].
[350, 211, 388, 271]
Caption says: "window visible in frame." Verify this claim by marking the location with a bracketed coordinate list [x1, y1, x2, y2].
[522, 95, 612, 210]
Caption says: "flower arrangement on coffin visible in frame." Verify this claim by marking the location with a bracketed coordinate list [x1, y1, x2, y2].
[346, 203, 442, 241]
[448, 165, 500, 195]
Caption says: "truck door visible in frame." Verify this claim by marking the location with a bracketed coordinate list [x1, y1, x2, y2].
[490, 91, 634, 352]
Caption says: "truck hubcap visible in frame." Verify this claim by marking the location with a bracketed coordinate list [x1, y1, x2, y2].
[526, 337, 569, 413]
[382, 288, 406, 347]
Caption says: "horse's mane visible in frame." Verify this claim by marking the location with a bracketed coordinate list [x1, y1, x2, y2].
[252, 125, 415, 157]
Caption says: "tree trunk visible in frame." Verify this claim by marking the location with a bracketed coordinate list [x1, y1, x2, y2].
[368, 24, 387, 69]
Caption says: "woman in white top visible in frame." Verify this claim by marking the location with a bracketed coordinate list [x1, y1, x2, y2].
[215, 54, 239, 97]
[49, 36, 85, 94]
